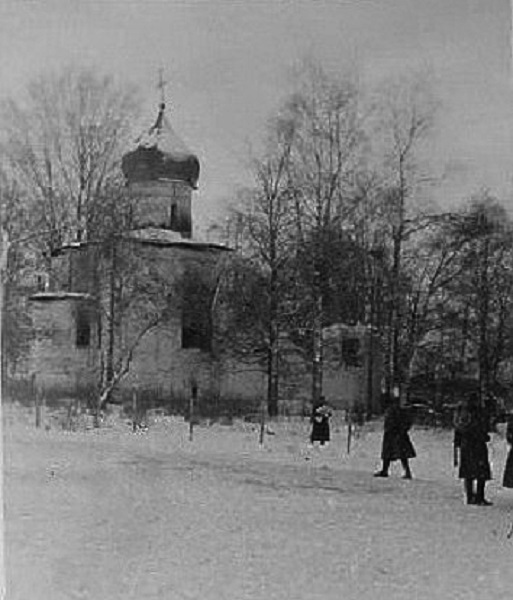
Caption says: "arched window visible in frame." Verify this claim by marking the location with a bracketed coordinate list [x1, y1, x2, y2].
[181, 273, 213, 351]
[170, 203, 177, 229]
[341, 337, 362, 367]
[76, 305, 91, 348]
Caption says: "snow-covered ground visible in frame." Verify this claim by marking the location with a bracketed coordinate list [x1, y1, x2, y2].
[4, 406, 513, 600]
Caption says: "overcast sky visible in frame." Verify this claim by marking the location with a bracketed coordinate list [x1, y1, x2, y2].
[1, 0, 512, 231]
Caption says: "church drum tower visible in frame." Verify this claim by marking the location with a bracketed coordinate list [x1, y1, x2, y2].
[121, 101, 200, 238]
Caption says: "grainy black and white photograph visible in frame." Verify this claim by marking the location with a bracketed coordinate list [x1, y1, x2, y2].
[1, 1, 513, 598]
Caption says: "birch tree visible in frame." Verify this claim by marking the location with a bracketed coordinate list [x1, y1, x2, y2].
[1, 66, 140, 250]
[0, 169, 40, 376]
[1, 66, 140, 382]
[285, 64, 363, 406]
[370, 73, 438, 394]
[220, 114, 296, 415]
[440, 196, 513, 401]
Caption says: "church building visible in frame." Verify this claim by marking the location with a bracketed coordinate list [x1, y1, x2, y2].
[23, 97, 383, 416]
[26, 98, 244, 408]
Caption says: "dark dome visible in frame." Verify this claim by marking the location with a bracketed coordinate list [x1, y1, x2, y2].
[122, 104, 200, 188]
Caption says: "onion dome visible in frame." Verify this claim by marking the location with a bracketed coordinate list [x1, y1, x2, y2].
[122, 103, 200, 188]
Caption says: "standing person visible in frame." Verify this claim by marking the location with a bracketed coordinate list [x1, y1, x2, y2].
[502, 414, 513, 489]
[453, 393, 492, 506]
[309, 398, 332, 447]
[374, 392, 416, 479]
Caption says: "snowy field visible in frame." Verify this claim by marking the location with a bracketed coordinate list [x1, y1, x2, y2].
[4, 405, 513, 600]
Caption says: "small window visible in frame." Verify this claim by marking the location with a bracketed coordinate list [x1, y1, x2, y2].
[181, 275, 212, 351]
[182, 319, 211, 350]
[76, 306, 91, 348]
[182, 298, 212, 350]
[341, 338, 361, 367]
[170, 204, 177, 229]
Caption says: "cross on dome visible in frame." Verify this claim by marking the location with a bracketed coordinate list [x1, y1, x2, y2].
[157, 67, 168, 110]
[122, 69, 200, 189]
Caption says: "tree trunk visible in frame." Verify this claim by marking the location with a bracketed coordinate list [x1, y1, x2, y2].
[267, 265, 280, 417]
[390, 228, 403, 390]
[459, 303, 469, 373]
[189, 383, 197, 441]
[366, 258, 377, 417]
[0, 228, 8, 599]
[267, 340, 279, 417]
[478, 237, 490, 404]
[105, 241, 117, 392]
[311, 270, 323, 406]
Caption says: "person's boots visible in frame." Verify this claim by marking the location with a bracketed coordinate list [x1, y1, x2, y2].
[374, 459, 390, 477]
[475, 480, 493, 506]
[401, 459, 413, 479]
[464, 479, 475, 504]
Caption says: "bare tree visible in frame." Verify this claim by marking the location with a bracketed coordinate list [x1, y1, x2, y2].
[1, 66, 140, 250]
[403, 195, 513, 411]
[226, 115, 297, 415]
[285, 63, 363, 406]
[0, 169, 43, 377]
[441, 195, 513, 401]
[0, 66, 141, 385]
[369, 72, 438, 393]
[399, 213, 469, 401]
[95, 236, 182, 416]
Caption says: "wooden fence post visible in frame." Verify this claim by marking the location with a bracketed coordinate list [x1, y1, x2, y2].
[35, 386, 41, 429]
[259, 396, 266, 446]
[347, 407, 353, 454]
[189, 382, 197, 442]
[41, 387, 46, 429]
[132, 388, 138, 432]
[66, 403, 73, 431]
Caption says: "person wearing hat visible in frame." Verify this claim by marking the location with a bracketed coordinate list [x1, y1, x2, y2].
[309, 398, 332, 447]
[453, 393, 492, 506]
[374, 391, 415, 479]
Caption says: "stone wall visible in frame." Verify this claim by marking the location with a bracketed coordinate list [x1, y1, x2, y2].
[322, 324, 383, 413]
[25, 238, 383, 416]
[49, 243, 100, 295]
[129, 180, 192, 237]
[27, 294, 99, 395]
[107, 241, 235, 402]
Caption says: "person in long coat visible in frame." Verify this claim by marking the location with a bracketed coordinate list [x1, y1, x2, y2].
[374, 394, 416, 479]
[502, 414, 513, 489]
[310, 399, 332, 447]
[453, 393, 492, 506]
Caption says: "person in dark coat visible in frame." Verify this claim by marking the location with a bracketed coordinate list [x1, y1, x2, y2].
[453, 393, 492, 506]
[374, 393, 416, 479]
[502, 414, 513, 489]
[310, 399, 332, 447]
